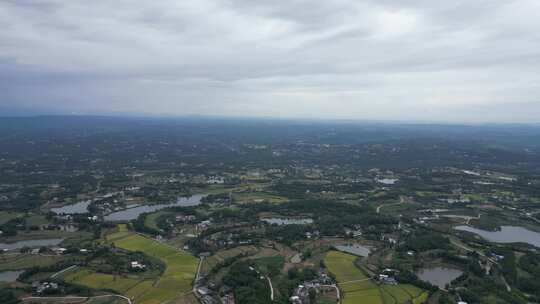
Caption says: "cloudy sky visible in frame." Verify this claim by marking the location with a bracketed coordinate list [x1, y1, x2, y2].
[1, 0, 540, 122]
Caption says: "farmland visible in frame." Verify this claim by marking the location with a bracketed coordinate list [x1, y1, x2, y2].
[3, 118, 540, 304]
[63, 268, 140, 294]
[64, 226, 199, 304]
[324, 251, 427, 304]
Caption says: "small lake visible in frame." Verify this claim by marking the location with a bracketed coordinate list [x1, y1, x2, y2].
[51, 200, 91, 214]
[0, 270, 24, 282]
[0, 238, 64, 251]
[104, 194, 205, 222]
[454, 225, 540, 248]
[377, 178, 398, 185]
[334, 244, 371, 257]
[261, 218, 314, 225]
[416, 267, 463, 289]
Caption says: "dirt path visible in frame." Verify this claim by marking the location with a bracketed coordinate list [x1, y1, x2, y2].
[266, 276, 274, 301]
[22, 294, 132, 304]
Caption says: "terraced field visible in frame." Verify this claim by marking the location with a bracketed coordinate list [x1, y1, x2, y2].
[64, 225, 199, 304]
[324, 251, 428, 304]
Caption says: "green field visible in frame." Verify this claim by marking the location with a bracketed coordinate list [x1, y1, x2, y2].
[64, 268, 140, 293]
[25, 214, 50, 226]
[66, 226, 199, 304]
[324, 251, 427, 304]
[324, 251, 367, 282]
[233, 192, 288, 204]
[0, 211, 22, 225]
[143, 211, 172, 231]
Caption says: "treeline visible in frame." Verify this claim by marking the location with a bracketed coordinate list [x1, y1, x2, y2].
[222, 261, 272, 304]
[399, 231, 450, 252]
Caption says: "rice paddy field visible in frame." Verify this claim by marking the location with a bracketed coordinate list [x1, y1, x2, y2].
[324, 251, 428, 304]
[64, 225, 199, 304]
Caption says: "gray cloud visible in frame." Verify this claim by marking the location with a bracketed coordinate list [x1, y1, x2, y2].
[1, 0, 540, 122]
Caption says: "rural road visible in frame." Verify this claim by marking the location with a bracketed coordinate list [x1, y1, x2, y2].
[266, 276, 274, 301]
[193, 256, 205, 298]
[51, 265, 78, 279]
[339, 278, 371, 284]
[22, 294, 132, 304]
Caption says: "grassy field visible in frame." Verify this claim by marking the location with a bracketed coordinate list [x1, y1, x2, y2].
[66, 226, 199, 304]
[0, 211, 22, 225]
[25, 214, 50, 226]
[143, 211, 172, 231]
[63, 268, 140, 294]
[324, 251, 367, 282]
[324, 251, 427, 304]
[233, 192, 288, 204]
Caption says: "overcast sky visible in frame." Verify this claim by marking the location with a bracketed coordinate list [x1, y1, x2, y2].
[1, 1, 540, 122]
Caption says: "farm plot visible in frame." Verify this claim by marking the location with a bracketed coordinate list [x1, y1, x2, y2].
[111, 233, 199, 297]
[324, 251, 427, 304]
[324, 251, 381, 304]
[66, 226, 198, 304]
[63, 268, 140, 294]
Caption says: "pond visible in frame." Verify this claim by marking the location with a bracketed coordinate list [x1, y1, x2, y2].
[376, 178, 398, 185]
[0, 238, 64, 251]
[334, 244, 371, 257]
[50, 200, 92, 214]
[454, 225, 540, 248]
[104, 194, 205, 222]
[261, 218, 313, 225]
[0, 270, 24, 282]
[416, 266, 463, 289]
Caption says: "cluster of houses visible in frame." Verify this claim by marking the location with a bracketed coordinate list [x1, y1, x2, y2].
[377, 269, 399, 285]
[290, 274, 334, 304]
[196, 286, 218, 304]
[130, 261, 146, 270]
[197, 220, 212, 231]
[175, 214, 196, 223]
[32, 281, 59, 295]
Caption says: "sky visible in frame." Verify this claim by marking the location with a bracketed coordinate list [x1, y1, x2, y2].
[1, 0, 540, 123]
